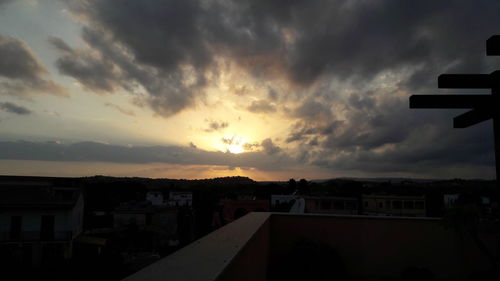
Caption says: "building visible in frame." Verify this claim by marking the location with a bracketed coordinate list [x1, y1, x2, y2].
[304, 196, 359, 215]
[270, 194, 297, 212]
[362, 194, 426, 217]
[146, 190, 166, 206]
[113, 201, 178, 236]
[0, 185, 84, 268]
[270, 195, 296, 207]
[167, 191, 193, 207]
[217, 199, 269, 224]
[443, 193, 460, 209]
[113, 201, 180, 258]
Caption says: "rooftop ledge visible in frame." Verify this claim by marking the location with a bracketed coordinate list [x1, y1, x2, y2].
[122, 213, 498, 281]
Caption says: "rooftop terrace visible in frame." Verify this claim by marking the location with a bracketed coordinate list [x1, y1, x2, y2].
[122, 212, 498, 281]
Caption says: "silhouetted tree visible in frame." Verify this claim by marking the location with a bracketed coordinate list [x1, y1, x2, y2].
[298, 178, 310, 195]
[288, 178, 297, 193]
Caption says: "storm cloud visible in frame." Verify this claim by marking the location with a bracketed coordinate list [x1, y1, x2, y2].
[0, 140, 294, 171]
[0, 102, 31, 115]
[204, 120, 229, 132]
[0, 35, 66, 97]
[50, 0, 500, 177]
[247, 100, 276, 114]
[104, 103, 135, 116]
[61, 0, 500, 102]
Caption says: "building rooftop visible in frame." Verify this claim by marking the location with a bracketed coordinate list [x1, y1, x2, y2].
[122, 212, 497, 281]
[0, 185, 81, 208]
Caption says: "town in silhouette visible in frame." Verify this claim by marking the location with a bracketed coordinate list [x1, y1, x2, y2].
[0, 174, 498, 281]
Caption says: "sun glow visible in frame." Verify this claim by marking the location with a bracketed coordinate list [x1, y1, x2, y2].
[227, 144, 245, 154]
[221, 135, 248, 154]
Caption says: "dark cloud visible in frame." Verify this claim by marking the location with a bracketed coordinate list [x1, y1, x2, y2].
[242, 142, 260, 151]
[79, 0, 211, 71]
[0, 35, 66, 97]
[267, 87, 278, 101]
[260, 138, 281, 155]
[0, 79, 65, 97]
[48, 36, 72, 53]
[57, 0, 500, 177]
[221, 136, 236, 145]
[58, 1, 213, 116]
[0, 140, 295, 171]
[240, 139, 282, 155]
[51, 27, 204, 116]
[0, 35, 46, 80]
[348, 93, 375, 110]
[50, 36, 119, 93]
[285, 87, 496, 178]
[62, 0, 500, 97]
[0, 102, 31, 115]
[205, 120, 229, 132]
[317, 120, 495, 178]
[57, 54, 117, 92]
[291, 100, 332, 121]
[247, 100, 276, 113]
[324, 97, 416, 150]
[104, 103, 135, 116]
[286, 120, 343, 143]
[307, 137, 319, 146]
[286, 99, 342, 143]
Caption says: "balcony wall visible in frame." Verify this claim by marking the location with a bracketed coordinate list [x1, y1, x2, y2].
[269, 214, 495, 281]
[122, 213, 497, 281]
[122, 212, 271, 281]
[0, 231, 73, 242]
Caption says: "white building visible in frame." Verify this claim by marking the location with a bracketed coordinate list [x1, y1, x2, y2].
[443, 194, 460, 209]
[168, 191, 193, 207]
[270, 195, 296, 207]
[146, 190, 166, 206]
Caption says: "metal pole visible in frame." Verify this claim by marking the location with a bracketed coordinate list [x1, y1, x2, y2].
[494, 116, 500, 195]
[493, 88, 500, 201]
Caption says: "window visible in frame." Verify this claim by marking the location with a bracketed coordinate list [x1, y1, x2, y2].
[378, 202, 384, 209]
[392, 201, 402, 209]
[364, 201, 368, 208]
[40, 215, 55, 240]
[10, 216, 22, 239]
[403, 201, 414, 209]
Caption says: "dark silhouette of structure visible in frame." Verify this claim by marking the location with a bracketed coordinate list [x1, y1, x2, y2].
[410, 35, 500, 194]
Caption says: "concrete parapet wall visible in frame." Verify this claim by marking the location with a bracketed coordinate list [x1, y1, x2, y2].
[270, 214, 496, 281]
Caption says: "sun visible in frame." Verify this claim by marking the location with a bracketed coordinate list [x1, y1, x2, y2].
[227, 143, 245, 154]
[221, 135, 248, 154]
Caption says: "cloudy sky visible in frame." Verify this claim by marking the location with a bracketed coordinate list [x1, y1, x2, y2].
[0, 0, 499, 180]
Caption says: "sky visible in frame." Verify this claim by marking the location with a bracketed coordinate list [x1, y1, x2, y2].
[0, 0, 499, 181]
